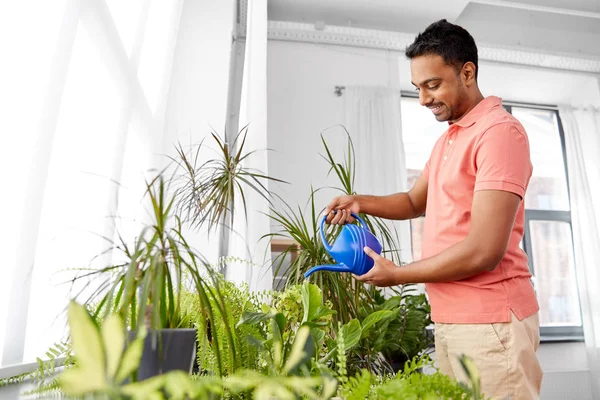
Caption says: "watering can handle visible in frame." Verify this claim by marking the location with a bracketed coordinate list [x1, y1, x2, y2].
[319, 211, 371, 251]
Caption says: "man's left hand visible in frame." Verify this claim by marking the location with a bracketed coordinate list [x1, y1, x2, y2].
[353, 247, 400, 287]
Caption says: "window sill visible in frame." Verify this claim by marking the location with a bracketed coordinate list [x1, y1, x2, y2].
[540, 335, 584, 343]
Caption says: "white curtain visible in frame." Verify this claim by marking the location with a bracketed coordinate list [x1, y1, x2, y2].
[559, 104, 600, 397]
[343, 86, 413, 264]
[226, 0, 273, 291]
[0, 0, 184, 367]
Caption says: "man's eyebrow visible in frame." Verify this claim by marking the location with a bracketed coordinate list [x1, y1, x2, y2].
[411, 77, 442, 87]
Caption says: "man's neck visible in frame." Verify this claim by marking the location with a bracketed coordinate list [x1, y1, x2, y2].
[450, 90, 485, 125]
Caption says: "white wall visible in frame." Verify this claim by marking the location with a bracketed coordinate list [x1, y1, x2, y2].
[268, 39, 600, 225]
[267, 40, 403, 226]
[267, 38, 598, 399]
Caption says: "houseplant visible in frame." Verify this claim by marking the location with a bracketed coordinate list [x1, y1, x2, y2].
[70, 125, 285, 381]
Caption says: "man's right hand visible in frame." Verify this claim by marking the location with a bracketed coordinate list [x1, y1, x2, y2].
[324, 195, 360, 224]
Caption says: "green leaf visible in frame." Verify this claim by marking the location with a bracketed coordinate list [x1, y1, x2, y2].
[459, 354, 482, 399]
[282, 325, 313, 375]
[320, 376, 339, 399]
[102, 314, 125, 380]
[66, 301, 105, 377]
[116, 327, 146, 383]
[237, 311, 273, 328]
[340, 319, 361, 351]
[310, 328, 326, 347]
[121, 374, 165, 399]
[274, 312, 286, 334]
[361, 309, 395, 337]
[301, 283, 322, 323]
[312, 305, 336, 320]
[60, 368, 106, 396]
[271, 318, 283, 370]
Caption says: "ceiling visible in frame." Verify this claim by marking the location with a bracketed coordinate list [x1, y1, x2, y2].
[267, 0, 600, 58]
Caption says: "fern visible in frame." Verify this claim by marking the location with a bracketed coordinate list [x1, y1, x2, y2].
[340, 369, 373, 400]
[22, 378, 62, 398]
[189, 274, 263, 375]
[0, 342, 73, 389]
[335, 321, 348, 386]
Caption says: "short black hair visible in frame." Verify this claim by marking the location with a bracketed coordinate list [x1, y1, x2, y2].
[405, 19, 479, 80]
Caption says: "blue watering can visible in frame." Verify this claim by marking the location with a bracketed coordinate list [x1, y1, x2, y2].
[304, 212, 382, 278]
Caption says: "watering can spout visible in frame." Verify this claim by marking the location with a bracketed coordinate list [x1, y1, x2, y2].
[304, 264, 351, 279]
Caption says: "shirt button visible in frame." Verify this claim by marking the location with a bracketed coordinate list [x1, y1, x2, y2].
[448, 139, 454, 145]
[443, 155, 447, 161]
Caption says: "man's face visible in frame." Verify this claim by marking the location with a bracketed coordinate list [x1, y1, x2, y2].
[410, 54, 469, 123]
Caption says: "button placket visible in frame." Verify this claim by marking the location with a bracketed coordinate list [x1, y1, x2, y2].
[443, 128, 456, 162]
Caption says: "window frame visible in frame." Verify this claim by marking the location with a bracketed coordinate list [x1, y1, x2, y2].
[402, 93, 584, 342]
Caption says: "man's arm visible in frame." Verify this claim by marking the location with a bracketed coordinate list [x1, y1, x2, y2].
[357, 189, 521, 286]
[326, 172, 428, 223]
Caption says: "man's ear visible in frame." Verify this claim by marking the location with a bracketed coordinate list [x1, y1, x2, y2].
[461, 62, 477, 87]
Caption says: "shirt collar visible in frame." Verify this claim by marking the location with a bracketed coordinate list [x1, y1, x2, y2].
[450, 96, 503, 128]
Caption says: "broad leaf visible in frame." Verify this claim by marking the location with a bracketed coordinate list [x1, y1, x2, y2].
[282, 325, 313, 375]
[361, 309, 395, 337]
[271, 318, 283, 370]
[116, 327, 146, 383]
[102, 314, 125, 379]
[121, 374, 165, 399]
[237, 311, 273, 327]
[301, 283, 322, 323]
[312, 305, 336, 320]
[340, 319, 361, 351]
[320, 376, 338, 399]
[274, 312, 286, 334]
[66, 301, 105, 381]
[60, 368, 106, 396]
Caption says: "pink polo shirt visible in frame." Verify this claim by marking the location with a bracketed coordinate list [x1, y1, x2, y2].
[422, 96, 539, 324]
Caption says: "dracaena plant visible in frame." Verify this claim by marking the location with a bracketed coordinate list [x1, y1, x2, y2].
[266, 129, 405, 324]
[171, 126, 286, 234]
[74, 175, 241, 377]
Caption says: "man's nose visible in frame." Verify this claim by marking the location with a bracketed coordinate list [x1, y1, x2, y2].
[419, 90, 432, 107]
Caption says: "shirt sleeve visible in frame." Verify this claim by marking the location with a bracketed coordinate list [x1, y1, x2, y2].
[473, 123, 533, 199]
[422, 159, 430, 181]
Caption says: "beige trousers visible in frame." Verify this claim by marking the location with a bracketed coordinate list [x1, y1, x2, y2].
[434, 312, 543, 400]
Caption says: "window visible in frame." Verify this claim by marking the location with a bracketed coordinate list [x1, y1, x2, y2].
[0, 0, 184, 367]
[401, 96, 583, 340]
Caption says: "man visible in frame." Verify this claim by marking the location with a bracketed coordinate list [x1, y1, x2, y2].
[325, 19, 542, 400]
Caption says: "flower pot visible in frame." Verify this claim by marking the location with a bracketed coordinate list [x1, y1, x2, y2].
[129, 328, 197, 381]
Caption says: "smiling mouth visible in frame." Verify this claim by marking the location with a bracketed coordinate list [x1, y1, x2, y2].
[429, 104, 443, 114]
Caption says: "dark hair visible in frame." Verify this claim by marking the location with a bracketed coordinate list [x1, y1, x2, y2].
[405, 19, 479, 80]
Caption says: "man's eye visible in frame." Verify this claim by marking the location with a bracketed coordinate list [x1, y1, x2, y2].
[414, 87, 420, 92]
[427, 84, 440, 90]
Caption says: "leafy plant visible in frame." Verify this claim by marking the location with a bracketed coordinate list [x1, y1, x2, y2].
[268, 130, 434, 375]
[268, 132, 406, 324]
[186, 271, 264, 376]
[0, 342, 73, 389]
[57, 300, 226, 400]
[59, 301, 146, 397]
[72, 175, 240, 377]
[232, 282, 338, 398]
[339, 369, 373, 400]
[354, 286, 433, 373]
[172, 126, 285, 230]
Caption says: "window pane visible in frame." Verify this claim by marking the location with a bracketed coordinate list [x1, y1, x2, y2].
[106, 0, 144, 57]
[512, 108, 570, 211]
[24, 22, 126, 362]
[529, 220, 581, 327]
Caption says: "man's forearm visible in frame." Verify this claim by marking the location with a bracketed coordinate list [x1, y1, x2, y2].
[392, 236, 500, 284]
[357, 193, 422, 220]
